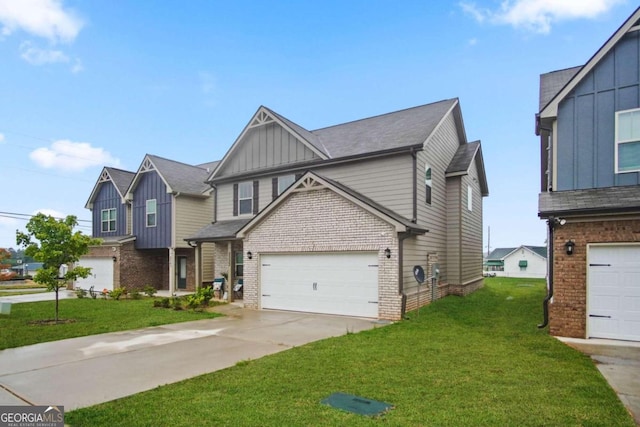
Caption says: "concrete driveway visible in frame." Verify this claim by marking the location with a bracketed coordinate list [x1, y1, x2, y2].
[0, 304, 385, 411]
[559, 337, 640, 425]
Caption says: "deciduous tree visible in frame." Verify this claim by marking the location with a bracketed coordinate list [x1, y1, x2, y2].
[16, 213, 101, 322]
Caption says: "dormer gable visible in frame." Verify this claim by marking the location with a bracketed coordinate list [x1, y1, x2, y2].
[208, 106, 328, 181]
[85, 167, 135, 209]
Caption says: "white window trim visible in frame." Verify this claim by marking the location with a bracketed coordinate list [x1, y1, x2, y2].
[467, 185, 473, 211]
[615, 107, 640, 174]
[425, 165, 432, 205]
[238, 182, 253, 215]
[146, 199, 157, 227]
[101, 208, 116, 233]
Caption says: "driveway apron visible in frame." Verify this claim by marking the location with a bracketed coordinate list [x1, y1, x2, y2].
[0, 304, 384, 411]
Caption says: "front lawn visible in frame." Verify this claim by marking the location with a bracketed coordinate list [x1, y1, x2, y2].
[0, 298, 222, 350]
[66, 278, 635, 426]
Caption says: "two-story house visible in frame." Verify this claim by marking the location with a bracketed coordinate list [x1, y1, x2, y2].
[536, 7, 640, 342]
[78, 155, 218, 293]
[188, 98, 489, 320]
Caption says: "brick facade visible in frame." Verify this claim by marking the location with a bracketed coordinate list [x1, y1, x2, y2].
[242, 188, 403, 320]
[550, 218, 640, 338]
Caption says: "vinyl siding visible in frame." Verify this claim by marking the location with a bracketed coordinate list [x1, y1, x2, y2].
[556, 30, 640, 190]
[446, 176, 461, 284]
[460, 165, 483, 284]
[174, 195, 214, 247]
[215, 122, 321, 178]
[132, 171, 172, 249]
[91, 182, 128, 238]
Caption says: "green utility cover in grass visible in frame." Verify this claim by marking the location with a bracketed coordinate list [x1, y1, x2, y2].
[321, 392, 393, 417]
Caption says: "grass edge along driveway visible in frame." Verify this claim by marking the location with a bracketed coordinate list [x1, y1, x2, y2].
[66, 278, 635, 427]
[0, 298, 221, 350]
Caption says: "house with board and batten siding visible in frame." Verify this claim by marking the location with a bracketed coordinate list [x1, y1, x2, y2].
[187, 98, 489, 320]
[77, 156, 218, 293]
[536, 7, 640, 342]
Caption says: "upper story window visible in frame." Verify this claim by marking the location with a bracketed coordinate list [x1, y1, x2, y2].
[467, 185, 473, 211]
[615, 108, 640, 173]
[238, 182, 253, 215]
[278, 174, 295, 195]
[146, 199, 157, 227]
[425, 165, 432, 205]
[101, 208, 116, 233]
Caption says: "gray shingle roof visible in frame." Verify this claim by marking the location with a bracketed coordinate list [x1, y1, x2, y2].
[105, 167, 135, 196]
[487, 246, 547, 260]
[147, 154, 212, 195]
[186, 218, 251, 241]
[527, 246, 548, 258]
[539, 186, 640, 217]
[311, 99, 458, 158]
[539, 66, 581, 112]
[265, 107, 327, 156]
[446, 141, 480, 174]
[197, 160, 220, 173]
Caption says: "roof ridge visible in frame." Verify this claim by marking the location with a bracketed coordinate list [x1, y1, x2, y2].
[146, 154, 211, 171]
[311, 98, 458, 132]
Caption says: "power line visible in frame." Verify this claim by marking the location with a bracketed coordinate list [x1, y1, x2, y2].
[0, 211, 92, 223]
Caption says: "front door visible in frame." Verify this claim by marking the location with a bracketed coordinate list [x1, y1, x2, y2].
[177, 256, 187, 289]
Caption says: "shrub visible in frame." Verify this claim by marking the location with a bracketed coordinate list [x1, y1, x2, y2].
[143, 285, 157, 298]
[185, 286, 214, 310]
[75, 288, 87, 299]
[171, 297, 183, 311]
[130, 289, 142, 300]
[108, 287, 126, 300]
[161, 298, 170, 308]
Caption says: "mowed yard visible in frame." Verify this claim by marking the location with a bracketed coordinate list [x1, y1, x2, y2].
[65, 278, 635, 427]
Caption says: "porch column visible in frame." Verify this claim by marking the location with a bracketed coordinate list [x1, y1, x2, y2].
[194, 242, 202, 290]
[168, 247, 176, 295]
[227, 241, 233, 302]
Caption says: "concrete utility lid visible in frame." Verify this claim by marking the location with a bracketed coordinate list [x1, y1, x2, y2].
[321, 392, 393, 417]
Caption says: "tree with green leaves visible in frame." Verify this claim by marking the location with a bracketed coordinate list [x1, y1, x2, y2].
[16, 213, 101, 322]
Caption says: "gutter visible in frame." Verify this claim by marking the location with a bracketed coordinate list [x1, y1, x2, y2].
[538, 217, 556, 329]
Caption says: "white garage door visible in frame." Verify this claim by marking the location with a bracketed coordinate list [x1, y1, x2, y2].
[260, 252, 379, 318]
[588, 245, 640, 341]
[75, 258, 114, 291]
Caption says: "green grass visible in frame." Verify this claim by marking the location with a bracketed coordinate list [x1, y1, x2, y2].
[66, 278, 635, 426]
[0, 298, 221, 350]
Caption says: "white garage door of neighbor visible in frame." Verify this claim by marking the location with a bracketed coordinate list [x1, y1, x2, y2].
[260, 252, 379, 318]
[588, 245, 640, 341]
[76, 258, 114, 291]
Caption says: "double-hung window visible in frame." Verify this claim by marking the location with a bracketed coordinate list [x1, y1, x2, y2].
[425, 166, 432, 205]
[277, 174, 295, 195]
[615, 108, 640, 173]
[146, 199, 157, 227]
[101, 208, 116, 232]
[238, 182, 253, 215]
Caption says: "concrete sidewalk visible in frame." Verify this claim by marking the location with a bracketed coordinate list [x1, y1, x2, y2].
[559, 337, 640, 425]
[0, 304, 385, 411]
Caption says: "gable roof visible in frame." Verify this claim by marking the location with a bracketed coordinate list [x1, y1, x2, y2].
[237, 171, 428, 238]
[208, 99, 461, 181]
[445, 140, 489, 196]
[85, 166, 135, 209]
[539, 66, 581, 111]
[127, 154, 214, 199]
[185, 218, 251, 242]
[540, 7, 640, 118]
[487, 245, 547, 260]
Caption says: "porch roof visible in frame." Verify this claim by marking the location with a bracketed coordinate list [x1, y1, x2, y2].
[186, 219, 251, 242]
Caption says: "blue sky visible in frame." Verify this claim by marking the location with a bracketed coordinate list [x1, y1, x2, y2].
[0, 0, 637, 252]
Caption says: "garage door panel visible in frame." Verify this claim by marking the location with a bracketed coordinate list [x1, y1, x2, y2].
[588, 245, 640, 341]
[261, 253, 378, 318]
[75, 258, 114, 291]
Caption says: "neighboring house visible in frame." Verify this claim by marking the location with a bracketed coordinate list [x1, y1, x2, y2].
[78, 157, 218, 293]
[188, 98, 489, 320]
[11, 262, 44, 277]
[484, 246, 547, 279]
[536, 7, 640, 341]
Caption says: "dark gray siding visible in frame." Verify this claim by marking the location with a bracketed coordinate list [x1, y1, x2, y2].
[132, 171, 172, 249]
[557, 31, 640, 190]
[92, 182, 128, 238]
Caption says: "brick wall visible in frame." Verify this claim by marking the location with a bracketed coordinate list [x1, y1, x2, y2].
[550, 218, 640, 338]
[119, 243, 168, 290]
[242, 188, 402, 320]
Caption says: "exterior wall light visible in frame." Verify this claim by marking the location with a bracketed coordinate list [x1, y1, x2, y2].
[247, 251, 252, 260]
[384, 248, 391, 259]
[112, 256, 117, 262]
[564, 240, 575, 256]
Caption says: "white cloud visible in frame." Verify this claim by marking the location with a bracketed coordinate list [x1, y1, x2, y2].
[29, 140, 120, 172]
[460, 0, 624, 34]
[0, 133, 5, 144]
[32, 208, 66, 220]
[0, 0, 84, 43]
[468, 38, 478, 46]
[20, 40, 68, 64]
[70, 57, 83, 73]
